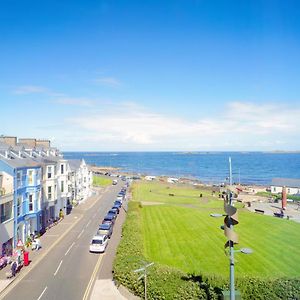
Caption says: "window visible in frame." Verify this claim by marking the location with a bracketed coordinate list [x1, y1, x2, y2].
[61, 181, 64, 193]
[28, 170, 33, 185]
[61, 164, 64, 174]
[0, 201, 13, 223]
[17, 171, 22, 188]
[48, 186, 52, 200]
[17, 196, 22, 216]
[29, 194, 33, 211]
[47, 166, 52, 179]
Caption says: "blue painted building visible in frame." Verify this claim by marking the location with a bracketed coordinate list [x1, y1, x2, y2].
[0, 158, 42, 247]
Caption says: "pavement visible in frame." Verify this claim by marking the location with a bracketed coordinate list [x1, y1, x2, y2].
[0, 180, 137, 300]
[246, 199, 300, 223]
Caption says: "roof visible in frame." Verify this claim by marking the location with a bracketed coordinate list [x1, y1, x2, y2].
[0, 142, 12, 151]
[32, 157, 57, 165]
[68, 159, 82, 171]
[0, 157, 41, 168]
[271, 178, 300, 188]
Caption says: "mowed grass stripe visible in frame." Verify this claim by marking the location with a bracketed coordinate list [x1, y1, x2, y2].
[141, 204, 300, 278]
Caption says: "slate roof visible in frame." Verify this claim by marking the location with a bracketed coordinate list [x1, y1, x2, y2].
[68, 159, 82, 171]
[271, 178, 300, 188]
[0, 157, 41, 168]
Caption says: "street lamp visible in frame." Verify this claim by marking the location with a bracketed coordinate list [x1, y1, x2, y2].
[210, 157, 253, 300]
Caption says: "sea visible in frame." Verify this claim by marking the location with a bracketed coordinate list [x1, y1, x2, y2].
[63, 152, 300, 186]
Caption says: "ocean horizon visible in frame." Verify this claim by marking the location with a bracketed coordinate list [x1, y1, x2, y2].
[63, 151, 300, 186]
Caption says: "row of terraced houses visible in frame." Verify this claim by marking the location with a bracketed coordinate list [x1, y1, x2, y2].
[0, 136, 93, 256]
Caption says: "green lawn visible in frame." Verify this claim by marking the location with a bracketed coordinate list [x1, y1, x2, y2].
[93, 175, 112, 187]
[136, 181, 300, 278]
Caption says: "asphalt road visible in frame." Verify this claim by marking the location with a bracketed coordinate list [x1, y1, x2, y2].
[3, 181, 123, 300]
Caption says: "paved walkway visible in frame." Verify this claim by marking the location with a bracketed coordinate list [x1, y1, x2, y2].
[246, 199, 300, 223]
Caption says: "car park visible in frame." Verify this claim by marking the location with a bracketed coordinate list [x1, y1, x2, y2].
[89, 234, 108, 253]
[98, 223, 113, 238]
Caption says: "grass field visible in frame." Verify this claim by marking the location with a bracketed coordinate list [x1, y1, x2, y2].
[93, 175, 112, 186]
[133, 181, 300, 278]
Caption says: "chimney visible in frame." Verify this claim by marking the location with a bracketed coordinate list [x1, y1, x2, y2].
[36, 139, 51, 148]
[19, 138, 37, 148]
[282, 186, 287, 210]
[0, 136, 17, 146]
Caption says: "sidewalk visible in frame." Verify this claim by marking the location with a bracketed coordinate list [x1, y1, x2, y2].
[0, 188, 103, 296]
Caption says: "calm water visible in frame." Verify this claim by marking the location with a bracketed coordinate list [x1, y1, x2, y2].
[63, 152, 300, 185]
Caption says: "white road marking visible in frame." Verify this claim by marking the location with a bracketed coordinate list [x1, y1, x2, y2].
[85, 220, 91, 228]
[37, 286, 47, 300]
[65, 242, 75, 256]
[54, 260, 63, 276]
[77, 229, 84, 239]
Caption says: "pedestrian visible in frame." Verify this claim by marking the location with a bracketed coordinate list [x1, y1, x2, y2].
[11, 261, 17, 276]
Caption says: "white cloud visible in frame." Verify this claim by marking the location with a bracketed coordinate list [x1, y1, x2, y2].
[65, 101, 300, 151]
[53, 97, 94, 107]
[13, 85, 49, 94]
[93, 77, 121, 87]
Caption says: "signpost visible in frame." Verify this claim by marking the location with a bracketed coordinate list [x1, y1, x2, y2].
[133, 262, 154, 300]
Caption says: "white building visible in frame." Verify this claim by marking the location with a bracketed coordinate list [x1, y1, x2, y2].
[68, 159, 92, 204]
[271, 178, 300, 195]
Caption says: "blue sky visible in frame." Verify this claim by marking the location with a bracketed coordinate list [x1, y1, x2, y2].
[1, 0, 300, 151]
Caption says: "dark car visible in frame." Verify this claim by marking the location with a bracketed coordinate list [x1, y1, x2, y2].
[97, 223, 113, 238]
[103, 214, 115, 225]
[112, 206, 120, 214]
[114, 200, 122, 208]
[108, 209, 117, 219]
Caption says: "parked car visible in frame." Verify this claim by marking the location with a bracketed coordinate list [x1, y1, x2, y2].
[89, 234, 108, 253]
[98, 223, 113, 238]
[112, 206, 120, 214]
[117, 196, 123, 203]
[108, 209, 118, 219]
[103, 214, 115, 225]
[114, 200, 122, 208]
[112, 179, 118, 185]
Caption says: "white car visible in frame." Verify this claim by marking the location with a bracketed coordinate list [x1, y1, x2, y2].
[89, 234, 108, 253]
[117, 195, 123, 202]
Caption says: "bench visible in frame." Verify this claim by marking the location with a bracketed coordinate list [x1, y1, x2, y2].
[274, 212, 284, 218]
[254, 209, 264, 214]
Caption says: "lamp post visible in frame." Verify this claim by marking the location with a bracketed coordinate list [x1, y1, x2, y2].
[211, 157, 252, 300]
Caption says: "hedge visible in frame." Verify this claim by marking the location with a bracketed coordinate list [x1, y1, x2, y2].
[113, 202, 300, 299]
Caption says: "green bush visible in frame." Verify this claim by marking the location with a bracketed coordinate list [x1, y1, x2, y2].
[113, 202, 300, 300]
